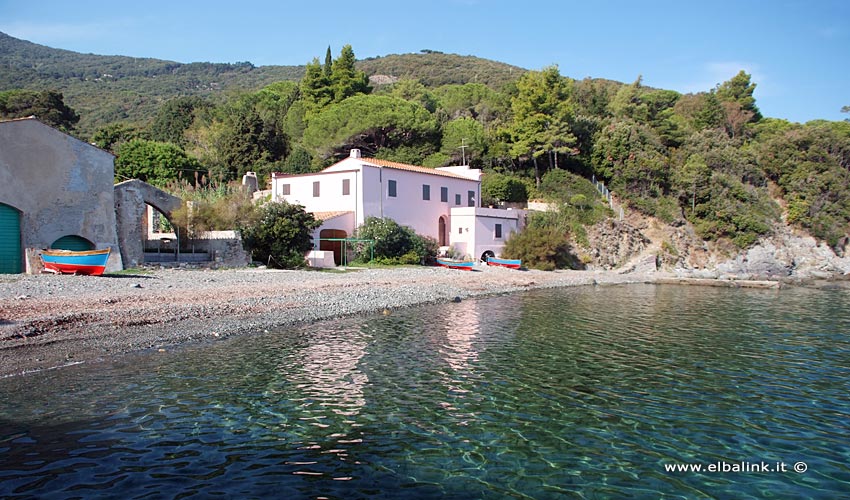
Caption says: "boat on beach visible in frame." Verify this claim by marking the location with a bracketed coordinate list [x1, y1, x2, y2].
[486, 256, 522, 269]
[435, 258, 476, 270]
[40, 248, 111, 276]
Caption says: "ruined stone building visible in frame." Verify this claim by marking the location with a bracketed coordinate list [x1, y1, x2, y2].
[0, 117, 123, 273]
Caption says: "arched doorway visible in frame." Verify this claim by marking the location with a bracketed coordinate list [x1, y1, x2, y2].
[51, 235, 95, 251]
[0, 203, 22, 274]
[319, 229, 347, 265]
[438, 215, 449, 246]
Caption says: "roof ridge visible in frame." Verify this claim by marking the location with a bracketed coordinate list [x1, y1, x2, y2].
[361, 157, 476, 180]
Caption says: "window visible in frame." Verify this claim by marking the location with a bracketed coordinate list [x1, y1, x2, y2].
[313, 181, 320, 197]
[342, 179, 350, 196]
[281, 184, 291, 196]
[388, 179, 397, 197]
[422, 184, 430, 201]
[467, 190, 476, 207]
[495, 224, 503, 239]
[458, 227, 463, 235]
[441, 186, 448, 203]
[455, 194, 461, 206]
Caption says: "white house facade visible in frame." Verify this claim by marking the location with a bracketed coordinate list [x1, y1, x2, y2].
[271, 150, 526, 266]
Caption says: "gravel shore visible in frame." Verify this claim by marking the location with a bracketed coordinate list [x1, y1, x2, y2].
[0, 266, 660, 378]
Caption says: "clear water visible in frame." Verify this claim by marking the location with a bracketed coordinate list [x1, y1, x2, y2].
[1, 284, 849, 499]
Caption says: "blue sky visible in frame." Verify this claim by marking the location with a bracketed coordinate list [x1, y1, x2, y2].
[1, 0, 847, 123]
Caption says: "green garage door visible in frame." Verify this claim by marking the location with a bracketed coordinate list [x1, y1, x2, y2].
[51, 235, 95, 251]
[0, 203, 22, 274]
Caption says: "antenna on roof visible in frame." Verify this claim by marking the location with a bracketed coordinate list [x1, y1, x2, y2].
[458, 138, 468, 166]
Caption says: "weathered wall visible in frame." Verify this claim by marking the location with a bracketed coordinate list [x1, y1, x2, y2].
[0, 118, 123, 273]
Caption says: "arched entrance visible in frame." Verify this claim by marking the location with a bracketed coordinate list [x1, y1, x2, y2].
[438, 215, 449, 246]
[319, 229, 347, 265]
[0, 203, 22, 274]
[51, 235, 95, 251]
[114, 180, 183, 267]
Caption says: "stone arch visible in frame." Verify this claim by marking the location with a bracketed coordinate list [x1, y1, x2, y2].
[114, 180, 184, 268]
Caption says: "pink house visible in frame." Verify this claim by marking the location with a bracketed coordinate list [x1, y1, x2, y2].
[270, 150, 525, 266]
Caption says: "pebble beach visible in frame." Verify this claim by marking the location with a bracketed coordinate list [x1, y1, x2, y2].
[0, 266, 660, 378]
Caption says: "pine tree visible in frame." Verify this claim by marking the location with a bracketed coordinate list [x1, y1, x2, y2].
[330, 45, 370, 103]
[323, 46, 333, 77]
[300, 58, 333, 117]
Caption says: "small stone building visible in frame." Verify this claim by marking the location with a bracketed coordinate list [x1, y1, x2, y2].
[0, 117, 123, 273]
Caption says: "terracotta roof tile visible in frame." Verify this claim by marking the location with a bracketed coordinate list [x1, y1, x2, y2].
[313, 211, 352, 221]
[360, 157, 474, 180]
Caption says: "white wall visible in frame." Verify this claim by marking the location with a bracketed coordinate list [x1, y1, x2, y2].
[273, 169, 359, 215]
[450, 207, 526, 261]
[377, 169, 479, 241]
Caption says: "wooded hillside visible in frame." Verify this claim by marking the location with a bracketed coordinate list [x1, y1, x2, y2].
[2, 33, 848, 260]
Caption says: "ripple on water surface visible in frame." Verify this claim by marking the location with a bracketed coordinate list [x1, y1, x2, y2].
[1, 284, 849, 498]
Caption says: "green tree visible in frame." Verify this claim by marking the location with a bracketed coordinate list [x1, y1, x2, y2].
[433, 82, 508, 124]
[149, 96, 209, 146]
[757, 121, 850, 248]
[609, 76, 647, 121]
[114, 139, 202, 187]
[91, 122, 145, 152]
[715, 70, 762, 121]
[302, 94, 439, 165]
[280, 145, 313, 174]
[481, 172, 528, 205]
[506, 66, 576, 184]
[440, 117, 487, 166]
[0, 89, 79, 131]
[385, 79, 438, 113]
[300, 57, 334, 117]
[330, 44, 371, 103]
[239, 201, 320, 269]
[217, 106, 287, 182]
[694, 92, 725, 130]
[324, 46, 333, 76]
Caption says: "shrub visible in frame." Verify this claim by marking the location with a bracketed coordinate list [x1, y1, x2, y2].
[501, 225, 582, 270]
[481, 172, 529, 205]
[537, 169, 598, 204]
[354, 217, 437, 264]
[239, 201, 320, 269]
[168, 180, 259, 234]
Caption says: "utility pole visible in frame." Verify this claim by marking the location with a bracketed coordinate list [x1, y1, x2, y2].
[458, 138, 468, 166]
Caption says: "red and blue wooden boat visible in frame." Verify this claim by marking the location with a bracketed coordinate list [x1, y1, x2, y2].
[486, 256, 522, 269]
[436, 258, 476, 271]
[40, 248, 111, 276]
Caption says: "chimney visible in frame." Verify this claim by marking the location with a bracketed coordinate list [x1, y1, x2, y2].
[350, 149, 361, 158]
[242, 171, 258, 193]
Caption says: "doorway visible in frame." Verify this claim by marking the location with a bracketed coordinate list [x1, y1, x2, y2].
[319, 229, 347, 265]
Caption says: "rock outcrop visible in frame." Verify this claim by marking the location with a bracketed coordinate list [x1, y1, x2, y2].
[577, 212, 850, 281]
[711, 228, 850, 280]
[579, 219, 650, 270]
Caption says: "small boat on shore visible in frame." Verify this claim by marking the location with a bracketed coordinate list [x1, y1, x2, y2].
[40, 248, 111, 276]
[486, 256, 522, 269]
[436, 258, 476, 271]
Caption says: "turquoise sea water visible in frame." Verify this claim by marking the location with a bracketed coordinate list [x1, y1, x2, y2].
[1, 284, 849, 499]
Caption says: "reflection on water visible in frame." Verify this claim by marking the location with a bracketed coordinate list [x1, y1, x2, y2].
[287, 325, 370, 417]
[1, 284, 849, 498]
